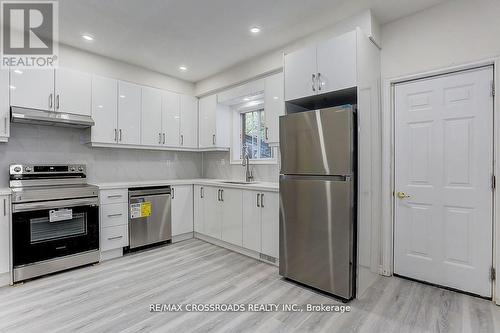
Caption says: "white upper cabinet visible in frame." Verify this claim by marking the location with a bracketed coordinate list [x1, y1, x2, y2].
[10, 68, 55, 110]
[91, 76, 118, 144]
[316, 30, 357, 94]
[198, 94, 217, 148]
[284, 29, 361, 101]
[198, 94, 230, 149]
[284, 46, 317, 101]
[163, 91, 180, 147]
[141, 86, 163, 146]
[117, 81, 141, 145]
[171, 185, 194, 236]
[264, 72, 284, 144]
[0, 69, 9, 141]
[55, 68, 91, 116]
[180, 94, 198, 148]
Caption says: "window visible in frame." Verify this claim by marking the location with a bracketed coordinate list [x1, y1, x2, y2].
[241, 109, 272, 160]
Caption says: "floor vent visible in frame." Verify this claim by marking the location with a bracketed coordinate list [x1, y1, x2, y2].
[260, 253, 277, 263]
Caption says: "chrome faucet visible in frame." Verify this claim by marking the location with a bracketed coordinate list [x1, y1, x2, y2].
[242, 148, 254, 182]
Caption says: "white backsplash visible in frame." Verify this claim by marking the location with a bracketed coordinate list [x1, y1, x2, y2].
[202, 152, 279, 183]
[0, 124, 202, 187]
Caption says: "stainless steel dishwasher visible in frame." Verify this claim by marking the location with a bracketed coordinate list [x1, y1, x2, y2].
[128, 186, 171, 249]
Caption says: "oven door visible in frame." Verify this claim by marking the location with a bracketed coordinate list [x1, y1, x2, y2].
[12, 197, 99, 267]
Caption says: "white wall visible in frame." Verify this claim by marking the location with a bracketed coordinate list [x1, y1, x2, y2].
[381, 0, 500, 79]
[195, 10, 379, 96]
[60, 44, 195, 95]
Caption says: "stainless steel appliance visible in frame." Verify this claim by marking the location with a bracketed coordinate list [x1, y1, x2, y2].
[279, 105, 356, 300]
[128, 187, 171, 249]
[11, 106, 95, 128]
[10, 164, 99, 282]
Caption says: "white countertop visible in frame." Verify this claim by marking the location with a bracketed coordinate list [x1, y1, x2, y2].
[92, 178, 279, 192]
[0, 188, 11, 196]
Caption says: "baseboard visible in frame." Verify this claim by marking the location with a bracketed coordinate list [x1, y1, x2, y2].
[194, 232, 278, 267]
[100, 248, 123, 261]
[172, 232, 194, 243]
[0, 272, 11, 287]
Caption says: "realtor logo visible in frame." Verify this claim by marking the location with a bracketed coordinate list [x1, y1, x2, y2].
[1, 1, 58, 68]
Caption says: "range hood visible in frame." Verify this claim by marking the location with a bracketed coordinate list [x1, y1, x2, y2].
[10, 107, 95, 128]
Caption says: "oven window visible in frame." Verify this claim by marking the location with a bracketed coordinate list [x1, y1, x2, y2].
[30, 212, 87, 243]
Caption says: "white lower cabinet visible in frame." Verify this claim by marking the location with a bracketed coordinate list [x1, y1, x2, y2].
[242, 190, 262, 252]
[99, 189, 129, 260]
[221, 188, 243, 246]
[203, 186, 222, 239]
[171, 185, 193, 236]
[260, 192, 279, 258]
[0, 195, 10, 279]
[194, 186, 279, 261]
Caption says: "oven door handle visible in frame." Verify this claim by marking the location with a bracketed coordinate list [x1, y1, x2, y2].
[12, 197, 98, 213]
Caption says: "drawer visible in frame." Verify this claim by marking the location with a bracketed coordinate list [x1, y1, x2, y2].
[101, 225, 128, 252]
[100, 203, 128, 228]
[100, 189, 128, 205]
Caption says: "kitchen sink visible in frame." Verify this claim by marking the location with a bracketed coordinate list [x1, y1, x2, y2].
[220, 181, 258, 185]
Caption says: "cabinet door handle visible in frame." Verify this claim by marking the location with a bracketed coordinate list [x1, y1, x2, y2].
[265, 127, 269, 141]
[119, 129, 122, 141]
[107, 194, 123, 198]
[158, 133, 162, 144]
[312, 74, 316, 92]
[49, 93, 53, 108]
[181, 134, 184, 146]
[108, 235, 123, 241]
[107, 213, 122, 217]
[217, 189, 220, 201]
[261, 193, 264, 208]
[56, 94, 60, 109]
[4, 117, 7, 134]
[172, 188, 175, 199]
[3, 198, 6, 216]
[212, 134, 216, 145]
[221, 189, 223, 202]
[200, 187, 204, 198]
[317, 73, 322, 91]
[114, 129, 118, 142]
[257, 193, 260, 207]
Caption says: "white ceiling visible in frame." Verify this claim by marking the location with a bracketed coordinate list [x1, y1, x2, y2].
[58, 0, 447, 82]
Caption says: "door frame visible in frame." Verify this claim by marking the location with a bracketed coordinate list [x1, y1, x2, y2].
[381, 58, 500, 303]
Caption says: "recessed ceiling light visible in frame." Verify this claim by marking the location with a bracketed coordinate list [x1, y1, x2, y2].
[179, 66, 188, 71]
[273, 96, 279, 100]
[82, 34, 94, 41]
[243, 97, 250, 101]
[13, 69, 23, 74]
[249, 27, 261, 34]
[119, 95, 126, 99]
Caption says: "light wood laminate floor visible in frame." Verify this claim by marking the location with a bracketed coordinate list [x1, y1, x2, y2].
[0, 239, 499, 333]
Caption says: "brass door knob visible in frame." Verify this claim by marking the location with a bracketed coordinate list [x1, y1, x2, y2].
[397, 191, 411, 199]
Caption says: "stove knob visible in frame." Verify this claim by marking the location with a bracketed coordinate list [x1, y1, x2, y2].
[78, 166, 83, 172]
[13, 166, 21, 172]
[70, 167, 75, 172]
[25, 166, 32, 172]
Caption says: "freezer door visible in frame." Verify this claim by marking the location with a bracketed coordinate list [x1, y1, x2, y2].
[279, 106, 354, 176]
[279, 175, 354, 299]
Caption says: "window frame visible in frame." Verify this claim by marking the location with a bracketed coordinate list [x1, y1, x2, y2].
[230, 104, 277, 165]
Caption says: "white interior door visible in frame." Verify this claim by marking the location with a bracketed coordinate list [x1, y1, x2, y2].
[394, 67, 494, 297]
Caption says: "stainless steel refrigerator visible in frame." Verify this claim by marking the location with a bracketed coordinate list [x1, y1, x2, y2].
[279, 105, 356, 300]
